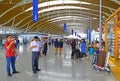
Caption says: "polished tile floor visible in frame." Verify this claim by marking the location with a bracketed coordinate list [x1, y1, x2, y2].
[0, 44, 118, 81]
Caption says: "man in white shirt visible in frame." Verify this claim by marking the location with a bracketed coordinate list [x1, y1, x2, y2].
[30, 36, 41, 74]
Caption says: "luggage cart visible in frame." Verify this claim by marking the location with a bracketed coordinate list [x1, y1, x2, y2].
[92, 50, 110, 73]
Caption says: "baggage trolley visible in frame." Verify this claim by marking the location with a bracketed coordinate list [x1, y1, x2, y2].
[92, 50, 110, 73]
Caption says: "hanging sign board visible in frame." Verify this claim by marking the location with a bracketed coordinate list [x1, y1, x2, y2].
[86, 28, 91, 41]
[64, 23, 67, 33]
[33, 0, 38, 22]
[72, 29, 74, 35]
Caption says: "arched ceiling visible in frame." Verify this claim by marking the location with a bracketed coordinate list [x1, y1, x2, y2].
[0, 0, 120, 35]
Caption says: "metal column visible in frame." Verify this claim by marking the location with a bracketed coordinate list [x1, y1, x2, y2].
[99, 0, 102, 50]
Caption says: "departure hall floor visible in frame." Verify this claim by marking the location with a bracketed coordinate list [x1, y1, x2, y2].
[0, 44, 118, 81]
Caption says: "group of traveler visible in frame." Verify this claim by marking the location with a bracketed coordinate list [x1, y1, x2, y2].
[4, 35, 64, 76]
[71, 39, 87, 59]
[54, 39, 63, 56]
[70, 38, 105, 61]
[4, 35, 42, 76]
[4, 34, 105, 77]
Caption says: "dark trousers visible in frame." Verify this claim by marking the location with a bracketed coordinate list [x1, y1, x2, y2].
[32, 51, 40, 72]
[71, 49, 80, 58]
[71, 50, 76, 57]
[6, 56, 16, 74]
[43, 49, 47, 55]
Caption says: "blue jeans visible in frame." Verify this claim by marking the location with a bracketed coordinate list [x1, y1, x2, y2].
[32, 51, 40, 72]
[2, 44, 4, 49]
[16, 44, 19, 49]
[6, 56, 16, 74]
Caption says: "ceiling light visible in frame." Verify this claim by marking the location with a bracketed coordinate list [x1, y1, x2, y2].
[25, 0, 91, 11]
[49, 16, 89, 21]
[93, 18, 97, 19]
[38, 6, 90, 14]
[51, 18, 85, 23]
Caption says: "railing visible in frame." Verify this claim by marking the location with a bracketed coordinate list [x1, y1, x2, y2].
[104, 7, 120, 61]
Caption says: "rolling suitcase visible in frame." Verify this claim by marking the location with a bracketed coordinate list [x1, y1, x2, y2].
[97, 51, 106, 68]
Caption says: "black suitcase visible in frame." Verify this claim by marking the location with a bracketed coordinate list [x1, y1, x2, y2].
[75, 49, 80, 59]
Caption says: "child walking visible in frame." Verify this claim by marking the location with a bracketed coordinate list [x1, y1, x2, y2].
[89, 45, 94, 63]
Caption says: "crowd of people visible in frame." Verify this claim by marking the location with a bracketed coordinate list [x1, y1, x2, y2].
[2, 35, 64, 76]
[2, 35, 105, 76]
[70, 38, 105, 61]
